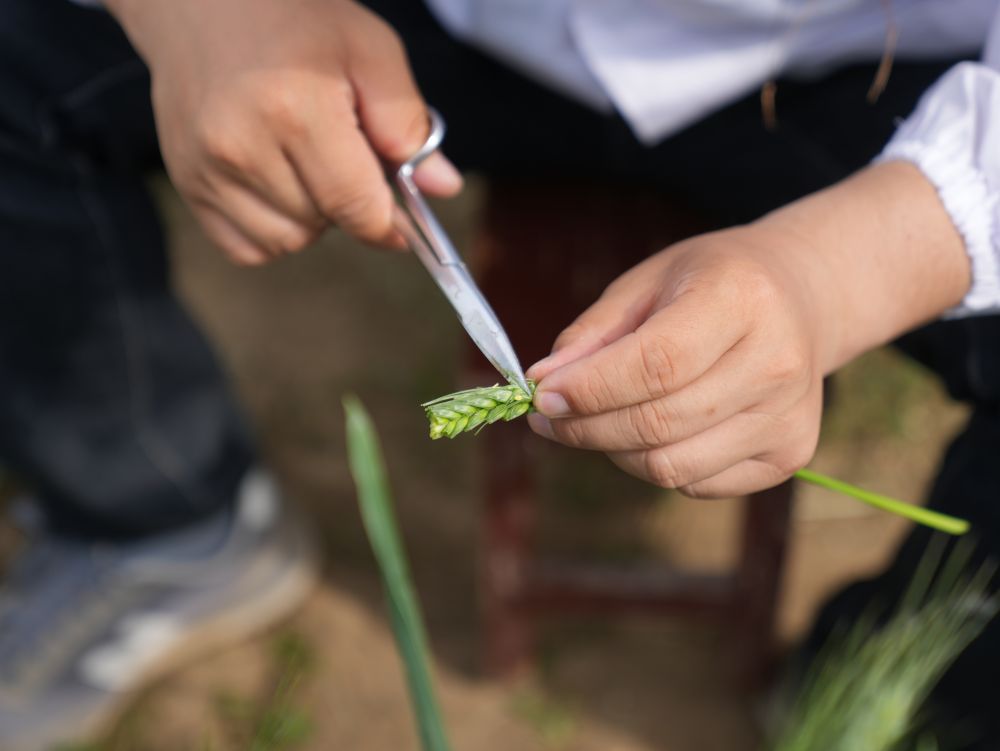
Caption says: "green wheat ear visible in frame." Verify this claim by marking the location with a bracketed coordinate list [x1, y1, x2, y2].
[422, 381, 536, 439]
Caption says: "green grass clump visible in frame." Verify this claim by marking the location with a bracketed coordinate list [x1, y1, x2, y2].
[769, 542, 997, 751]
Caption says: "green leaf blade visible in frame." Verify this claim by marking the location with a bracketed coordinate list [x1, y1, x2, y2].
[344, 396, 452, 751]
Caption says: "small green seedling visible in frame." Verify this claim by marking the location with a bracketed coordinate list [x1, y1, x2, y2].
[345, 396, 452, 751]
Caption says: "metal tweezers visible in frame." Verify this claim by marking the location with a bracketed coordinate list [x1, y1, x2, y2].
[392, 109, 530, 393]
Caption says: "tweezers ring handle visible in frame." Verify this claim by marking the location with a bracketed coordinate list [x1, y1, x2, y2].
[397, 108, 445, 178]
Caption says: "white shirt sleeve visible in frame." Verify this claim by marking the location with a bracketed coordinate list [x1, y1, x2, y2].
[878, 14, 1000, 317]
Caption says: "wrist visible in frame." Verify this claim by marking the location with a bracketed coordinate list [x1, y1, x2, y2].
[753, 161, 970, 373]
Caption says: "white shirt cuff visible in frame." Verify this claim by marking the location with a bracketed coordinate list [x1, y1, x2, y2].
[876, 62, 1000, 317]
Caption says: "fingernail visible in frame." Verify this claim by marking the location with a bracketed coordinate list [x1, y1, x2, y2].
[416, 152, 463, 194]
[529, 340, 593, 380]
[535, 391, 571, 417]
[526, 355, 553, 380]
[527, 413, 555, 439]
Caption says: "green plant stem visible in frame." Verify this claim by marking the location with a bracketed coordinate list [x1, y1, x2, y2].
[794, 468, 969, 536]
[344, 396, 452, 751]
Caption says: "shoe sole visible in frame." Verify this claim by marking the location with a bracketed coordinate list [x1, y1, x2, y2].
[73, 520, 320, 748]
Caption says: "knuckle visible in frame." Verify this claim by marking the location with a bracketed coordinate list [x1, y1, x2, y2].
[319, 185, 388, 238]
[289, 228, 317, 253]
[383, 109, 432, 162]
[732, 259, 781, 308]
[771, 442, 814, 478]
[636, 331, 677, 397]
[570, 370, 615, 415]
[678, 482, 713, 500]
[270, 226, 314, 256]
[198, 125, 247, 172]
[170, 166, 204, 199]
[260, 88, 307, 136]
[226, 246, 266, 267]
[741, 460, 788, 492]
[625, 401, 676, 449]
[765, 346, 811, 385]
[643, 449, 683, 489]
[551, 417, 589, 447]
[234, 255, 265, 268]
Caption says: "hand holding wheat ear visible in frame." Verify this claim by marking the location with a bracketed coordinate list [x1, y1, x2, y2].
[521, 164, 968, 500]
[422, 381, 968, 535]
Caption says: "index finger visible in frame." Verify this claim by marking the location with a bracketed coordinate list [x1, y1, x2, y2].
[534, 286, 749, 418]
[286, 99, 397, 246]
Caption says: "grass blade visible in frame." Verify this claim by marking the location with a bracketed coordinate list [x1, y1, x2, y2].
[794, 468, 969, 536]
[344, 395, 452, 751]
[769, 544, 996, 751]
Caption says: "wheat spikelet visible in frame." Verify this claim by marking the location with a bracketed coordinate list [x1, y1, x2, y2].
[422, 381, 535, 439]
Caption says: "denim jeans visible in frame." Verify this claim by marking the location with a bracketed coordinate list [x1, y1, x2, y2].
[0, 0, 254, 540]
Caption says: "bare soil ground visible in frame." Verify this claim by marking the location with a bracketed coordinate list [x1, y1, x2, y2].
[7, 178, 970, 751]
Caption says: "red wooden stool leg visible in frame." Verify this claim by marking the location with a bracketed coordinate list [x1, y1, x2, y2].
[480, 422, 536, 675]
[736, 480, 795, 686]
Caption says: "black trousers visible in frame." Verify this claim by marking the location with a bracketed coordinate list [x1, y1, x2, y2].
[2, 0, 998, 738]
[0, 0, 254, 540]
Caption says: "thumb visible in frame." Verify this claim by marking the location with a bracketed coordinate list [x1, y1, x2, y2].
[527, 272, 660, 382]
[348, 20, 463, 197]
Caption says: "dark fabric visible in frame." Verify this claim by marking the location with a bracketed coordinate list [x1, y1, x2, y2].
[0, 0, 253, 540]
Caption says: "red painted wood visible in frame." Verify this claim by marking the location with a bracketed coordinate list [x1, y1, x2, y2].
[736, 480, 795, 686]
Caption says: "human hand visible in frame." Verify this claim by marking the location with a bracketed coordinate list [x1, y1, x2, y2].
[526, 225, 829, 498]
[106, 0, 462, 265]
[527, 162, 970, 498]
